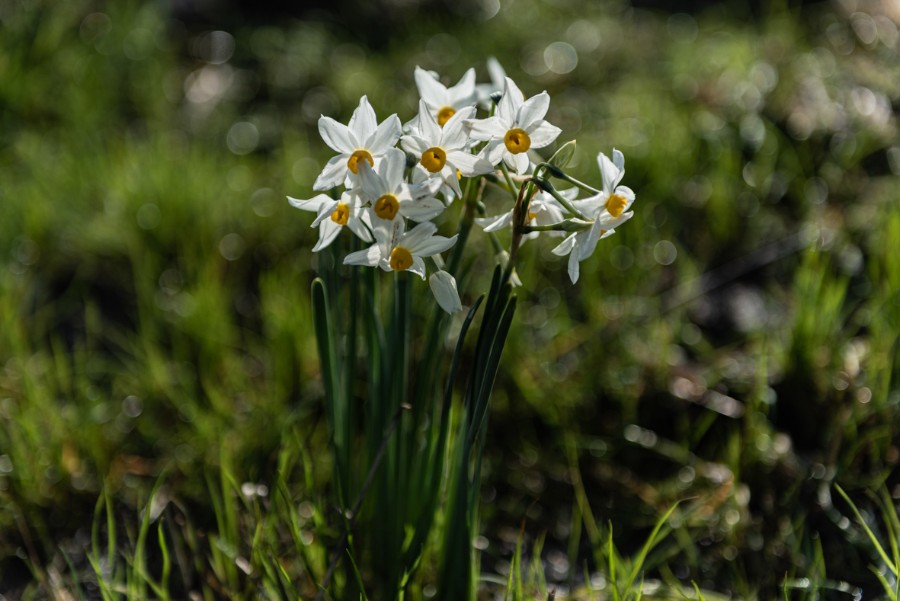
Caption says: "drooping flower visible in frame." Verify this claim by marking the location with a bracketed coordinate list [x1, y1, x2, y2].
[288, 189, 373, 251]
[429, 270, 463, 314]
[356, 148, 445, 224]
[401, 100, 493, 197]
[466, 77, 561, 175]
[412, 66, 478, 128]
[343, 219, 457, 279]
[475, 188, 570, 242]
[313, 96, 402, 191]
[551, 149, 635, 284]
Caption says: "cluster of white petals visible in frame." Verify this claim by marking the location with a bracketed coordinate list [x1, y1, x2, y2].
[289, 60, 637, 310]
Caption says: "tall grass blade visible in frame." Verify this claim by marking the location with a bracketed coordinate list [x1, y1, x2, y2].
[835, 484, 899, 578]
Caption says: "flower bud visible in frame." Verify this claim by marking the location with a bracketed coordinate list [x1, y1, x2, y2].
[429, 270, 463, 314]
[548, 139, 576, 171]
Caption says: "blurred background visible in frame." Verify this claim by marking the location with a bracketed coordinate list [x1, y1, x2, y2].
[2, 0, 899, 597]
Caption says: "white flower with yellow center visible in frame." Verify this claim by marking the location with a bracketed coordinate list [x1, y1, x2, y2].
[412, 66, 477, 128]
[475, 57, 506, 109]
[356, 148, 445, 224]
[313, 96, 402, 191]
[551, 149, 636, 284]
[475, 188, 571, 242]
[343, 219, 457, 280]
[401, 100, 493, 197]
[466, 77, 562, 175]
[288, 190, 373, 252]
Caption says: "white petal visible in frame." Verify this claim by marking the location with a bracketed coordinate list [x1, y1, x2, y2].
[526, 121, 562, 149]
[551, 233, 577, 257]
[441, 106, 477, 150]
[380, 148, 407, 190]
[313, 154, 350, 191]
[399, 221, 438, 249]
[448, 150, 494, 177]
[612, 148, 625, 172]
[465, 116, 508, 141]
[343, 244, 382, 267]
[415, 66, 448, 108]
[400, 197, 445, 222]
[567, 250, 581, 284]
[410, 233, 458, 257]
[512, 151, 530, 175]
[288, 193, 332, 212]
[483, 140, 506, 166]
[417, 99, 442, 144]
[498, 77, 524, 121]
[487, 57, 506, 87]
[448, 68, 477, 106]
[318, 117, 355, 154]
[347, 215, 374, 242]
[312, 220, 342, 252]
[357, 160, 387, 201]
[348, 96, 377, 143]
[429, 270, 463, 313]
[597, 151, 624, 193]
[476, 211, 513, 232]
[516, 91, 550, 129]
[408, 256, 427, 279]
[576, 225, 602, 261]
[365, 113, 402, 154]
[400, 134, 429, 157]
[311, 200, 339, 226]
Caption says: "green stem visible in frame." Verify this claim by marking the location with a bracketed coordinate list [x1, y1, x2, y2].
[498, 163, 520, 203]
[534, 161, 602, 195]
[535, 178, 591, 221]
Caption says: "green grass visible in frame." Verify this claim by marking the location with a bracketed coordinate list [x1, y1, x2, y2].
[2, 0, 900, 598]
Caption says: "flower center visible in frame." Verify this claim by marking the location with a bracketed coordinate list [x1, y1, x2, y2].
[421, 147, 447, 173]
[605, 194, 628, 218]
[346, 149, 374, 174]
[503, 128, 531, 154]
[330, 202, 350, 225]
[389, 246, 414, 271]
[527, 211, 538, 223]
[374, 193, 400, 220]
[437, 106, 456, 127]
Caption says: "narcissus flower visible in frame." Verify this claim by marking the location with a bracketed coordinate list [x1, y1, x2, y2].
[401, 100, 493, 197]
[288, 190, 373, 251]
[466, 77, 561, 175]
[344, 219, 457, 279]
[313, 96, 402, 191]
[551, 149, 635, 284]
[475, 188, 570, 242]
[413, 66, 478, 128]
[356, 148, 445, 224]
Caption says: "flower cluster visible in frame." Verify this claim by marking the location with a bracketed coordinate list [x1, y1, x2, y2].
[289, 61, 636, 311]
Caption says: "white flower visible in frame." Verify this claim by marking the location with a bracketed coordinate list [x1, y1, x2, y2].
[429, 270, 463, 314]
[288, 190, 373, 251]
[551, 149, 635, 284]
[466, 77, 561, 175]
[313, 96, 402, 191]
[344, 219, 457, 279]
[401, 100, 493, 197]
[475, 188, 571, 241]
[411, 66, 478, 129]
[475, 57, 506, 108]
[356, 148, 445, 224]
